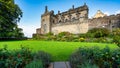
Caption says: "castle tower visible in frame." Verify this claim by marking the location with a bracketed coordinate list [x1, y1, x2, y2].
[41, 6, 53, 34]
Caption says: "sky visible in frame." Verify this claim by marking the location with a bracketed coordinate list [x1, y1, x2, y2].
[15, 0, 120, 37]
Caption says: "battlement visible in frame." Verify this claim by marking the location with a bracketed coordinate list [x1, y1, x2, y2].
[56, 4, 88, 16]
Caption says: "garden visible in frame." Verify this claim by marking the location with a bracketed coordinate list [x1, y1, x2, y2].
[0, 41, 120, 68]
[1, 0, 120, 67]
[0, 28, 120, 68]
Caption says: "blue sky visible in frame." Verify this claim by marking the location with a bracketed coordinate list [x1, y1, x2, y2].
[15, 0, 120, 37]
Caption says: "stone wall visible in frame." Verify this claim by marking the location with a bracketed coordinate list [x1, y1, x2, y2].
[89, 14, 120, 30]
[52, 20, 88, 34]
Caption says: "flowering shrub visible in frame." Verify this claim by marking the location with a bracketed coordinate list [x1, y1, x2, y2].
[0, 45, 33, 68]
[79, 38, 85, 42]
[69, 46, 120, 68]
[0, 45, 51, 68]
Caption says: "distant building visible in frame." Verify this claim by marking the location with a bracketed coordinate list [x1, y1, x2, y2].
[33, 3, 120, 36]
[93, 10, 107, 18]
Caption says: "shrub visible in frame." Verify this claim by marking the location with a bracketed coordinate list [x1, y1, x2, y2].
[34, 51, 51, 68]
[69, 46, 120, 68]
[56, 32, 74, 42]
[25, 60, 43, 68]
[0, 45, 51, 68]
[45, 32, 53, 36]
[113, 35, 120, 47]
[93, 37, 107, 43]
[78, 61, 99, 68]
[33, 34, 45, 40]
[87, 28, 110, 38]
[79, 34, 87, 38]
[79, 38, 85, 42]
[112, 28, 120, 36]
[0, 45, 34, 68]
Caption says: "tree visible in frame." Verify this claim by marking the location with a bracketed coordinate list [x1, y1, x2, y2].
[0, 0, 23, 38]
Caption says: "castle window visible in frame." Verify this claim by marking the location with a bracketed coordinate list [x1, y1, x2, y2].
[65, 19, 68, 22]
[43, 24, 47, 32]
[53, 20, 55, 23]
[72, 17, 75, 20]
[42, 19, 45, 22]
[59, 20, 62, 23]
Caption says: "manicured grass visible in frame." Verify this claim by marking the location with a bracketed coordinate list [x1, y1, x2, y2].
[0, 40, 118, 61]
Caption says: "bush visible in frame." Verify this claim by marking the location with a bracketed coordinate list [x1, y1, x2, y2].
[69, 46, 120, 68]
[112, 28, 120, 47]
[87, 28, 110, 38]
[56, 32, 74, 42]
[112, 28, 120, 36]
[78, 62, 99, 68]
[79, 34, 87, 38]
[79, 38, 85, 42]
[113, 36, 120, 47]
[45, 32, 53, 36]
[0, 45, 51, 68]
[25, 60, 43, 68]
[57, 32, 72, 38]
[34, 51, 51, 68]
[0, 45, 34, 68]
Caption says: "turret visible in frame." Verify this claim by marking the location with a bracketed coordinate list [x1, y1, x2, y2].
[45, 6, 48, 13]
[41, 6, 52, 34]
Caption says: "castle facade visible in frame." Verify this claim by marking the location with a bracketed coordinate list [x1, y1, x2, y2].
[35, 3, 120, 35]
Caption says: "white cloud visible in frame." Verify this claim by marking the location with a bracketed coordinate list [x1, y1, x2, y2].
[115, 10, 120, 14]
[18, 23, 40, 38]
[104, 12, 110, 16]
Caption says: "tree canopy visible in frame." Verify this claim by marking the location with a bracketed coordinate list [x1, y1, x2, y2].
[0, 0, 24, 38]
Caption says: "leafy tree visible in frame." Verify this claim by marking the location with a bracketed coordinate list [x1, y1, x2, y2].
[0, 0, 23, 38]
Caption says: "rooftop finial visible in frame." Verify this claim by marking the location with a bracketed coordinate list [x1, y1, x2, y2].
[72, 5, 74, 9]
[45, 6, 48, 13]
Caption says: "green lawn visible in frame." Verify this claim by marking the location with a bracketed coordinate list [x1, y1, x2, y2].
[0, 40, 118, 61]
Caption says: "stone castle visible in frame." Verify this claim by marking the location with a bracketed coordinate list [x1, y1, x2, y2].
[34, 3, 120, 35]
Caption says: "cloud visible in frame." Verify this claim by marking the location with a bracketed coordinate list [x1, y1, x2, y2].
[104, 12, 110, 16]
[115, 10, 120, 14]
[18, 23, 39, 38]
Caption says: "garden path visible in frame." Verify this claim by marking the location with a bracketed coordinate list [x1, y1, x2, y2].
[48, 61, 71, 68]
